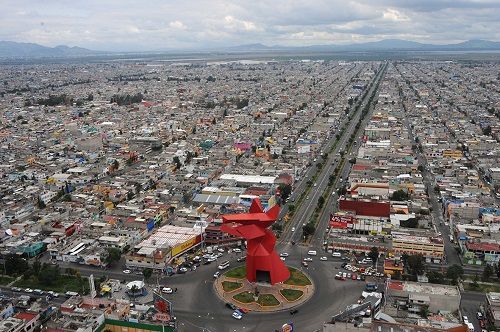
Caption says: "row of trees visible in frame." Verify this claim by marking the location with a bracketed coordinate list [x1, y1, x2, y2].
[110, 92, 144, 106]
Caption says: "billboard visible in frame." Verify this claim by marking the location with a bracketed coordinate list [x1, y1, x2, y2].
[153, 292, 173, 322]
[171, 235, 201, 257]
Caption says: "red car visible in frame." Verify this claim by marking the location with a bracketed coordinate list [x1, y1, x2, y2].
[351, 273, 357, 280]
[479, 320, 486, 328]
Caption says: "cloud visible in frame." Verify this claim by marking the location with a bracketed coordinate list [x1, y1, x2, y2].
[0, 0, 498, 50]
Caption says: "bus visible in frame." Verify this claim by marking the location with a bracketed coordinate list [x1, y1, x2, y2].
[218, 261, 230, 270]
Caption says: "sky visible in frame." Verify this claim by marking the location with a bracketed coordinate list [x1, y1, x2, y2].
[1, 0, 500, 51]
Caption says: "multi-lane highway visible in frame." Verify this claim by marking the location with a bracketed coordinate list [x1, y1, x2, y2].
[279, 62, 388, 250]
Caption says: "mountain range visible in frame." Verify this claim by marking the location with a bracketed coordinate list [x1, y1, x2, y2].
[1, 39, 500, 58]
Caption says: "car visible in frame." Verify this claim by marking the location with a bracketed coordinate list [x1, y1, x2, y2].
[162, 287, 173, 294]
[290, 309, 299, 315]
[217, 248, 225, 253]
[33, 289, 44, 295]
[479, 319, 486, 328]
[226, 302, 238, 310]
[238, 307, 250, 314]
[347, 273, 352, 279]
[303, 257, 313, 262]
[122, 269, 131, 274]
[280, 257, 286, 261]
[351, 273, 357, 280]
[341, 262, 348, 268]
[302, 261, 309, 267]
[203, 260, 212, 265]
[25, 288, 33, 293]
[232, 310, 243, 320]
[280, 252, 289, 257]
[320, 256, 327, 261]
[463, 315, 469, 323]
[291, 227, 296, 232]
[178, 267, 188, 273]
[237, 256, 246, 262]
[342, 272, 347, 278]
[332, 252, 342, 258]
[233, 248, 242, 253]
[314, 183, 317, 187]
[213, 271, 221, 278]
[477, 312, 484, 320]
[307, 196, 310, 200]
[307, 250, 317, 256]
[11, 287, 22, 292]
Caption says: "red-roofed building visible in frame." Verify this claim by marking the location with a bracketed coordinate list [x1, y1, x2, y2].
[339, 198, 390, 218]
[464, 241, 500, 264]
[14, 311, 39, 332]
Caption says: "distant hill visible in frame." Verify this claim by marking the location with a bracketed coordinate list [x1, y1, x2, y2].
[228, 39, 500, 52]
[0, 41, 99, 58]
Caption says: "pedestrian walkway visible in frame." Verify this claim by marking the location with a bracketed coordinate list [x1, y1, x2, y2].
[214, 272, 314, 312]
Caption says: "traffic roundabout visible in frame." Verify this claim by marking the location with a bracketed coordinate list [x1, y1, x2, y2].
[214, 265, 315, 312]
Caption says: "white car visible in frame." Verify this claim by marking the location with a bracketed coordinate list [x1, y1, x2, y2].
[162, 287, 173, 294]
[280, 257, 286, 261]
[217, 248, 225, 253]
[25, 288, 33, 293]
[213, 271, 221, 278]
[291, 227, 296, 232]
[303, 257, 313, 262]
[280, 252, 289, 257]
[232, 310, 243, 320]
[320, 256, 327, 261]
[232, 248, 241, 253]
[122, 269, 131, 274]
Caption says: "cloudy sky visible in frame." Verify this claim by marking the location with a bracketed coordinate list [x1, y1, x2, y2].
[1, 0, 500, 51]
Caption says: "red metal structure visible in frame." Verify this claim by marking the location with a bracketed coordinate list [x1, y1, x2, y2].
[221, 198, 290, 285]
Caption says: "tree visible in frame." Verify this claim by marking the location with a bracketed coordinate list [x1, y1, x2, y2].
[407, 255, 425, 276]
[482, 264, 494, 282]
[142, 268, 153, 281]
[173, 156, 182, 170]
[288, 204, 295, 213]
[317, 196, 325, 209]
[446, 264, 464, 285]
[303, 223, 315, 238]
[32, 261, 42, 277]
[391, 189, 409, 201]
[105, 248, 122, 266]
[427, 271, 444, 284]
[483, 125, 492, 136]
[368, 247, 379, 265]
[272, 223, 283, 232]
[4, 254, 29, 276]
[278, 184, 292, 201]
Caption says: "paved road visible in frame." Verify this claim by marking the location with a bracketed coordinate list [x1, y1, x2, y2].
[280, 62, 387, 249]
[461, 291, 486, 332]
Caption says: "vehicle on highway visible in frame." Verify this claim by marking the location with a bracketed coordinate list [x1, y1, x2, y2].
[280, 252, 289, 257]
[123, 269, 131, 274]
[218, 261, 230, 270]
[303, 257, 313, 262]
[280, 257, 286, 261]
[477, 312, 484, 320]
[290, 309, 299, 315]
[291, 227, 295, 232]
[162, 287, 173, 294]
[320, 256, 327, 261]
[213, 271, 221, 278]
[463, 315, 469, 323]
[232, 309, 243, 320]
[226, 302, 238, 310]
[307, 250, 317, 256]
[332, 252, 342, 258]
[306, 196, 310, 199]
[302, 261, 309, 267]
[314, 183, 317, 187]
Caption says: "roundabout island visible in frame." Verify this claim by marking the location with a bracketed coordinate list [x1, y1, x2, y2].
[214, 265, 314, 312]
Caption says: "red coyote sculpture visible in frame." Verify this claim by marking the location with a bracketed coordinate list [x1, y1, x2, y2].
[221, 198, 290, 285]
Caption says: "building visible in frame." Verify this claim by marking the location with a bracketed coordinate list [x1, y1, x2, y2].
[486, 292, 500, 328]
[387, 281, 461, 313]
[384, 259, 404, 276]
[391, 233, 444, 261]
[125, 225, 201, 270]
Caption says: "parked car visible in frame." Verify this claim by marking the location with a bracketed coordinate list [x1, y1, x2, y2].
[122, 269, 131, 274]
[280, 252, 289, 257]
[33, 289, 44, 295]
[232, 248, 242, 253]
[11, 287, 22, 292]
[303, 257, 313, 262]
[214, 271, 221, 278]
[25, 288, 33, 293]
[232, 309, 243, 320]
[226, 302, 237, 310]
[237, 256, 246, 262]
[320, 256, 327, 261]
